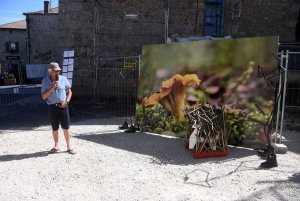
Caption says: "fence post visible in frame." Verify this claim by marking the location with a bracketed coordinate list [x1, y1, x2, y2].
[279, 50, 289, 143]
[275, 50, 284, 143]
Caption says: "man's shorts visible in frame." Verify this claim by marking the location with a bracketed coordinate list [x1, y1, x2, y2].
[48, 104, 70, 130]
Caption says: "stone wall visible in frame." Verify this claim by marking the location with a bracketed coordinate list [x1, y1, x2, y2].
[0, 29, 26, 72]
[58, 0, 300, 95]
[59, 0, 207, 90]
[27, 14, 59, 64]
[224, 0, 300, 42]
[59, 0, 300, 59]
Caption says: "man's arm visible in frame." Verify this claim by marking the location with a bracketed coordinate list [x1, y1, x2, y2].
[60, 88, 72, 108]
[41, 81, 58, 100]
[66, 88, 72, 102]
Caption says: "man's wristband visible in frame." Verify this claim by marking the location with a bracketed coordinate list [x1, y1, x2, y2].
[66, 100, 69, 104]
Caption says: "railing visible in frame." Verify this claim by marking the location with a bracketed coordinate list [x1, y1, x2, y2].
[0, 84, 44, 117]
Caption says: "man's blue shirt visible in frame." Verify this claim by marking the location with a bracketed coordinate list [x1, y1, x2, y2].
[41, 75, 71, 105]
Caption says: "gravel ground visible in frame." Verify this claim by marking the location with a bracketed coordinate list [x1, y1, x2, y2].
[0, 111, 300, 201]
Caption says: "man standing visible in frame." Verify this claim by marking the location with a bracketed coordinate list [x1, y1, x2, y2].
[41, 62, 76, 154]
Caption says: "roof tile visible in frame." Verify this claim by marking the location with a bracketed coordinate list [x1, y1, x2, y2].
[23, 7, 59, 14]
[0, 20, 26, 29]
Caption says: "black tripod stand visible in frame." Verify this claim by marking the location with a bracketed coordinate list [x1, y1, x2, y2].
[257, 53, 286, 168]
[118, 68, 138, 133]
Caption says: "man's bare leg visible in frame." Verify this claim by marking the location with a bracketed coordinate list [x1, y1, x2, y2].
[63, 129, 76, 154]
[63, 129, 71, 150]
[52, 130, 59, 149]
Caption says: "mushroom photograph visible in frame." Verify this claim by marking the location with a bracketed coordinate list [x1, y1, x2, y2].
[136, 36, 278, 146]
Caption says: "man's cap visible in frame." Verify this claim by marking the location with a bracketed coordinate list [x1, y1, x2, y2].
[48, 62, 61, 71]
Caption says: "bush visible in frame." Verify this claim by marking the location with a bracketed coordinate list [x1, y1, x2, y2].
[5, 74, 15, 79]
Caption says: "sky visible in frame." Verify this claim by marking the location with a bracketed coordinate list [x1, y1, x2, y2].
[0, 0, 58, 25]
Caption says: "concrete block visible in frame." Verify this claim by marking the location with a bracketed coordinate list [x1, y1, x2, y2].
[273, 143, 288, 154]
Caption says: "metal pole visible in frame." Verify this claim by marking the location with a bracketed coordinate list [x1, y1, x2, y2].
[215, 10, 218, 36]
[94, 56, 99, 100]
[18, 61, 23, 87]
[279, 50, 289, 143]
[93, 1, 99, 100]
[236, 0, 241, 38]
[230, 0, 234, 36]
[167, 0, 169, 42]
[164, 0, 169, 43]
[275, 50, 284, 143]
[195, 0, 199, 34]
[138, 55, 141, 79]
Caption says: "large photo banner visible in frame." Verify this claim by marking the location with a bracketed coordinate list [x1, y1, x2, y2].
[136, 36, 279, 147]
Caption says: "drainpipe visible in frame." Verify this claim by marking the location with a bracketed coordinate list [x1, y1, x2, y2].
[26, 15, 31, 64]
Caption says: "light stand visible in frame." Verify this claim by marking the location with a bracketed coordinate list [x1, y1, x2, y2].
[119, 68, 137, 133]
[257, 53, 286, 168]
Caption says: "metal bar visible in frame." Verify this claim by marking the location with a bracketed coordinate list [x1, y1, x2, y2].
[279, 50, 289, 143]
[94, 56, 139, 61]
[275, 50, 284, 143]
[286, 52, 300, 54]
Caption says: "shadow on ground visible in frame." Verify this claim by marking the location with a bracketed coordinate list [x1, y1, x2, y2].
[280, 129, 300, 154]
[0, 151, 49, 162]
[0, 105, 111, 132]
[75, 131, 259, 166]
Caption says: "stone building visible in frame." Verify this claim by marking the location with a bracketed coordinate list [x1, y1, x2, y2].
[0, 20, 26, 78]
[23, 1, 59, 64]
[1, 0, 300, 90]
[57, 0, 300, 94]
[228, 1, 299, 40]
[0, 1, 59, 84]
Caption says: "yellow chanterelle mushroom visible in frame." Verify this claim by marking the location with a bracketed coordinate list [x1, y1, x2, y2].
[141, 74, 201, 120]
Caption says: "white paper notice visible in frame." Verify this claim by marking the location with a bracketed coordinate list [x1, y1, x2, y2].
[68, 64, 74, 71]
[62, 72, 68, 77]
[63, 59, 68, 65]
[13, 88, 19, 94]
[62, 66, 68, 73]
[69, 50, 74, 57]
[64, 51, 69, 58]
[67, 72, 73, 78]
[68, 79, 72, 86]
[68, 58, 74, 65]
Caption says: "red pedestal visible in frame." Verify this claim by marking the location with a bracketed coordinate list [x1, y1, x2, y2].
[185, 143, 228, 159]
[192, 148, 228, 159]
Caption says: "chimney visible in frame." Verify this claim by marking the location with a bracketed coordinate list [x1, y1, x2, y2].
[44, 1, 49, 14]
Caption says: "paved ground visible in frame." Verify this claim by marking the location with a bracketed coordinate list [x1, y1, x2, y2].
[0, 109, 300, 200]
[0, 105, 100, 132]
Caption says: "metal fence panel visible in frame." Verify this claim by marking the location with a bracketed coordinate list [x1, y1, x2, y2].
[0, 84, 44, 117]
[281, 50, 300, 130]
[71, 56, 140, 118]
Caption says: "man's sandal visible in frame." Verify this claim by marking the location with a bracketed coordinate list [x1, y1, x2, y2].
[67, 149, 76, 155]
[48, 148, 60, 154]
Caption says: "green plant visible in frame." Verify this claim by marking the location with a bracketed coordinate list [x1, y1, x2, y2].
[136, 104, 188, 137]
[226, 110, 269, 145]
[5, 73, 15, 79]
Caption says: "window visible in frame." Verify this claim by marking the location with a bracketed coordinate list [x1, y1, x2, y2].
[204, 0, 226, 37]
[5, 42, 19, 53]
